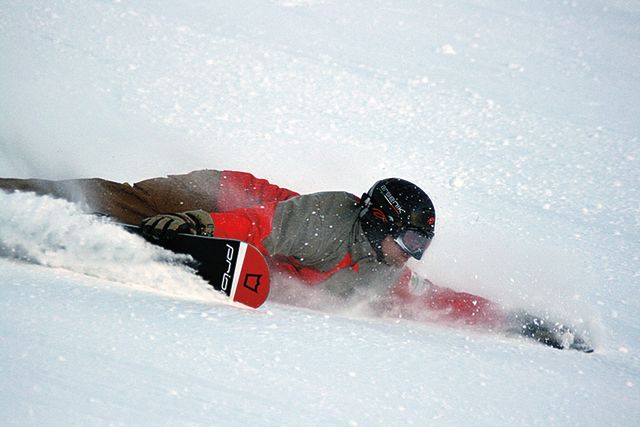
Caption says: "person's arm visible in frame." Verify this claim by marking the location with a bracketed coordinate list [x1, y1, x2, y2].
[386, 268, 593, 351]
[386, 268, 506, 327]
[208, 203, 279, 254]
[140, 201, 279, 254]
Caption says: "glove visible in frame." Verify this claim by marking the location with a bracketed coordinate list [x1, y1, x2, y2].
[506, 311, 593, 353]
[140, 209, 214, 240]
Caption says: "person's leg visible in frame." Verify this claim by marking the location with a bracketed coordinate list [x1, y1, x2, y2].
[131, 170, 220, 217]
[0, 170, 221, 224]
[1, 169, 297, 224]
[0, 176, 161, 224]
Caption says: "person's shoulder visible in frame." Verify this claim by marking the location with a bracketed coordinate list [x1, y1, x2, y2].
[275, 191, 359, 218]
[300, 191, 359, 205]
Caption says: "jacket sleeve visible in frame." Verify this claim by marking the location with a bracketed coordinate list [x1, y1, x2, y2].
[386, 268, 507, 328]
[208, 202, 280, 255]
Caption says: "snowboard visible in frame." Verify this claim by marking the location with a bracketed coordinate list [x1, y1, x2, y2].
[121, 224, 270, 308]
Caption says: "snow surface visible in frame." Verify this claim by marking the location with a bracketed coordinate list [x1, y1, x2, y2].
[1, 0, 639, 425]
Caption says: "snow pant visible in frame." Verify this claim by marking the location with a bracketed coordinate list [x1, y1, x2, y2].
[0, 170, 298, 225]
[0, 170, 222, 225]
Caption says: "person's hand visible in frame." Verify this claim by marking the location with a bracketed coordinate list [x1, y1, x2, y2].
[140, 209, 214, 240]
[506, 311, 593, 353]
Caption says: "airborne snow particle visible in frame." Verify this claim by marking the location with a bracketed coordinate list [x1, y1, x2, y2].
[439, 44, 457, 55]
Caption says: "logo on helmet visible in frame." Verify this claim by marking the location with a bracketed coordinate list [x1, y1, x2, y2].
[380, 184, 406, 215]
[372, 208, 388, 222]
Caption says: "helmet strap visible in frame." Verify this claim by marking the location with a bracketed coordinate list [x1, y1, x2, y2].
[359, 193, 371, 218]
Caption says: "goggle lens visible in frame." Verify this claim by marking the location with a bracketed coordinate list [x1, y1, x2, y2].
[394, 229, 432, 260]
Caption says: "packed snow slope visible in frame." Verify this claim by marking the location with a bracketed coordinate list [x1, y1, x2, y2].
[1, 0, 639, 425]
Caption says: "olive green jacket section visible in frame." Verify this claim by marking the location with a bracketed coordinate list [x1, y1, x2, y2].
[263, 191, 402, 298]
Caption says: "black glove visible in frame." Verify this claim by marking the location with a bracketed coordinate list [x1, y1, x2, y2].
[506, 311, 593, 353]
[140, 209, 214, 240]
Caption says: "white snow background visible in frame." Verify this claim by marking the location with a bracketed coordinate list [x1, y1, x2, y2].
[1, 0, 639, 425]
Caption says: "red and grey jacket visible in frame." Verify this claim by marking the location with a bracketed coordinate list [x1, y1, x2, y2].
[208, 170, 506, 327]
[208, 171, 371, 285]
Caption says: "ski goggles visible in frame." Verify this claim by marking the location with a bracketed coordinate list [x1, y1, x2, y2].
[394, 228, 433, 260]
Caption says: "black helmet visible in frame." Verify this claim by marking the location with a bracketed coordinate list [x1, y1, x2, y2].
[359, 178, 435, 261]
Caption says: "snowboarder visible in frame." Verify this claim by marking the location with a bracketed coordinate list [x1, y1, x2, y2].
[0, 170, 592, 351]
